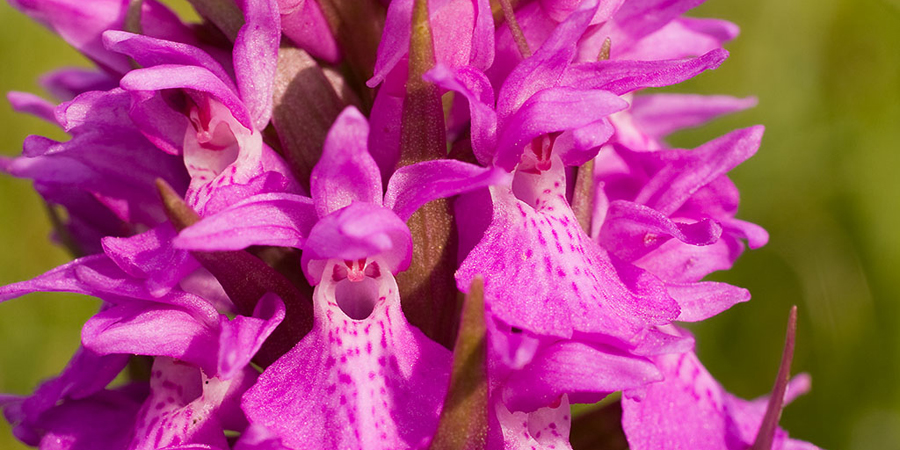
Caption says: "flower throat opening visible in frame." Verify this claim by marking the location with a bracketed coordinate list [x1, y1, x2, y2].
[330, 259, 383, 320]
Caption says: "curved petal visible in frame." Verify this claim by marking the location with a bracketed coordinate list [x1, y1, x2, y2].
[278, 0, 340, 63]
[502, 342, 661, 412]
[39, 67, 118, 101]
[13, 387, 144, 450]
[611, 17, 738, 61]
[102, 31, 235, 91]
[7, 91, 57, 123]
[457, 160, 678, 339]
[0, 255, 219, 324]
[8, 0, 192, 74]
[311, 107, 383, 217]
[424, 64, 497, 165]
[634, 126, 764, 216]
[174, 193, 317, 251]
[234, 0, 281, 129]
[120, 64, 253, 131]
[82, 303, 219, 374]
[217, 293, 286, 380]
[102, 224, 199, 297]
[129, 358, 256, 450]
[634, 236, 744, 283]
[630, 94, 757, 139]
[496, 0, 599, 118]
[303, 202, 412, 282]
[562, 49, 729, 96]
[385, 160, 510, 221]
[622, 348, 819, 450]
[593, 0, 706, 57]
[494, 87, 628, 171]
[599, 200, 723, 262]
[668, 281, 750, 322]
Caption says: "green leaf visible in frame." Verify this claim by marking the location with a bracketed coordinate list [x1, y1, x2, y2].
[429, 277, 489, 450]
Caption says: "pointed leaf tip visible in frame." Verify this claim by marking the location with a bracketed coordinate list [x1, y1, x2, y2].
[751, 305, 798, 450]
[429, 277, 488, 450]
[156, 178, 200, 230]
[598, 38, 611, 61]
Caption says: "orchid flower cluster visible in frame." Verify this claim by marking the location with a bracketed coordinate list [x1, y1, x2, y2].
[0, 0, 820, 448]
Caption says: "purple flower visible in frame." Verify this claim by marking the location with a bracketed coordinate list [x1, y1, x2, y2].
[0, 0, 821, 448]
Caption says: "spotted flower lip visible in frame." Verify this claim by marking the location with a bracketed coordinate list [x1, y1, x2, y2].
[0, 0, 821, 448]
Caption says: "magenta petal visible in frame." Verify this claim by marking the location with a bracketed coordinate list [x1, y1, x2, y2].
[493, 396, 572, 450]
[540, 0, 624, 24]
[126, 89, 192, 156]
[102, 224, 199, 296]
[130, 358, 255, 450]
[233, 424, 290, 450]
[424, 64, 498, 165]
[39, 67, 118, 101]
[615, 17, 738, 61]
[369, 0, 414, 87]
[0, 255, 219, 325]
[600, 200, 722, 262]
[631, 94, 757, 139]
[25, 387, 144, 450]
[385, 160, 510, 221]
[9, 0, 195, 74]
[174, 193, 317, 251]
[370, 0, 493, 87]
[217, 293, 285, 380]
[599, 0, 705, 53]
[242, 264, 451, 449]
[311, 107, 383, 217]
[496, 0, 598, 118]
[635, 126, 764, 216]
[631, 325, 695, 357]
[367, 69, 406, 182]
[278, 0, 340, 63]
[234, 0, 281, 130]
[102, 31, 236, 91]
[723, 218, 769, 249]
[634, 237, 743, 283]
[457, 162, 678, 339]
[502, 342, 661, 412]
[668, 281, 750, 322]
[2, 347, 129, 447]
[120, 65, 253, 131]
[622, 350, 729, 449]
[7, 91, 57, 123]
[622, 349, 818, 450]
[494, 87, 628, 171]
[563, 49, 729, 96]
[303, 202, 412, 281]
[8, 0, 131, 73]
[83, 303, 219, 373]
[554, 118, 615, 167]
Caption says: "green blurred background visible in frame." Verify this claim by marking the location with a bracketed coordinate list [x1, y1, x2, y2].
[1, 0, 898, 448]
